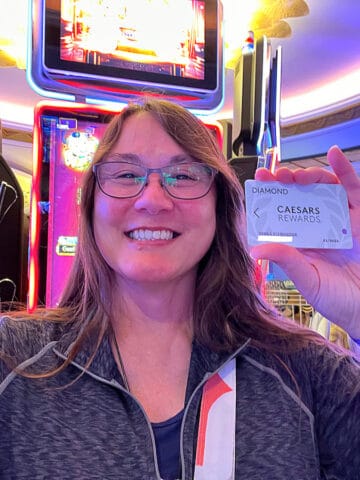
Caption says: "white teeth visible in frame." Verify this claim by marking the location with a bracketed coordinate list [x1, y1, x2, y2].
[129, 229, 174, 241]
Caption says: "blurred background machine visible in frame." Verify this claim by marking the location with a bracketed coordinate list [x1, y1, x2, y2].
[0, 150, 26, 305]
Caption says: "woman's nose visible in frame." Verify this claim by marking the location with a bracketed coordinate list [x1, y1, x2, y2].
[133, 173, 173, 213]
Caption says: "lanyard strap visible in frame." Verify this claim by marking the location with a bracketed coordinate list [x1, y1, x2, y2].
[194, 358, 236, 480]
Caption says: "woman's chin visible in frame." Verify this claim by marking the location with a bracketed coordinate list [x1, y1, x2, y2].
[114, 262, 195, 288]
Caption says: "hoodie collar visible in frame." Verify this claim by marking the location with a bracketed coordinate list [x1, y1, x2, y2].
[54, 330, 252, 388]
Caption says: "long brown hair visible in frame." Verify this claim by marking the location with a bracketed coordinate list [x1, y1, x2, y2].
[2, 98, 332, 377]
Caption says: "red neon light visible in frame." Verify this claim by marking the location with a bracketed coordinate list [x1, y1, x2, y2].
[28, 116, 41, 312]
[58, 78, 199, 102]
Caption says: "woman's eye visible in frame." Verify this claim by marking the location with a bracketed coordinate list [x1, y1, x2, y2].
[176, 173, 192, 180]
[164, 173, 194, 185]
[111, 171, 137, 179]
[120, 172, 135, 178]
[166, 170, 197, 181]
[177, 171, 199, 181]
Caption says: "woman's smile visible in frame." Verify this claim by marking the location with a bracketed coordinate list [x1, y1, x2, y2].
[126, 228, 180, 241]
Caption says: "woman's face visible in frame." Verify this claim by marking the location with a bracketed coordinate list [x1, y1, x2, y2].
[93, 112, 216, 288]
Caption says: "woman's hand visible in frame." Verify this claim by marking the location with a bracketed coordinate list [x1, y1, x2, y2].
[251, 146, 360, 339]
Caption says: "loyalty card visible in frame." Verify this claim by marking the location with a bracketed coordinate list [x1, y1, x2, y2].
[245, 180, 353, 249]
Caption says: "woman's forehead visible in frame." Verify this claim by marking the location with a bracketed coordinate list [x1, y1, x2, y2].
[110, 112, 187, 159]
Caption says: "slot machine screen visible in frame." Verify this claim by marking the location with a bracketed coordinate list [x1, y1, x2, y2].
[30, 102, 118, 308]
[47, 116, 107, 305]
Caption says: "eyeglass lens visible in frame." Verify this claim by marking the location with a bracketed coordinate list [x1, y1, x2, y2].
[95, 162, 216, 199]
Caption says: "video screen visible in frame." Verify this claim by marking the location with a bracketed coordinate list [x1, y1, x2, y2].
[61, 0, 205, 80]
[44, 0, 219, 93]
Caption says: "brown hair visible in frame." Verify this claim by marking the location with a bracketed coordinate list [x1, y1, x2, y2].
[2, 98, 332, 377]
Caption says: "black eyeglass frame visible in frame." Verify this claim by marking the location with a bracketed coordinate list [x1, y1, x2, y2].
[92, 161, 218, 200]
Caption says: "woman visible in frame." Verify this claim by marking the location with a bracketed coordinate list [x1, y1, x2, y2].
[1, 98, 359, 480]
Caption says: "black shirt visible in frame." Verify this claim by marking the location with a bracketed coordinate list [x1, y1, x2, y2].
[152, 409, 184, 480]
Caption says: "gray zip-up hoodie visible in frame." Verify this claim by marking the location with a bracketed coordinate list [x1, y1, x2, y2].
[1, 317, 359, 479]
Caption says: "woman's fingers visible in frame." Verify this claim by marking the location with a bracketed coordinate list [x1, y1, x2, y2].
[250, 244, 319, 303]
[327, 145, 360, 208]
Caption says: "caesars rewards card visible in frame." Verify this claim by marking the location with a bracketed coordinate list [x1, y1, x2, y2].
[245, 180, 353, 249]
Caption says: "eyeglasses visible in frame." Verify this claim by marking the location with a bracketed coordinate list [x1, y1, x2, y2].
[93, 161, 218, 200]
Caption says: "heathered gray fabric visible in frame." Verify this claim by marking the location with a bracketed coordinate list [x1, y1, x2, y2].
[0, 317, 360, 479]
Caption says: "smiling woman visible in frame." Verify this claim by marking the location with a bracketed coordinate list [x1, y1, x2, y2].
[1, 98, 360, 480]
